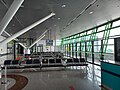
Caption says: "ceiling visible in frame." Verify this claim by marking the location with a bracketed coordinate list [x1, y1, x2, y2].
[0, 0, 120, 40]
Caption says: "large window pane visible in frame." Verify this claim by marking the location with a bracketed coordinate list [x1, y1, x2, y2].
[81, 43, 85, 51]
[87, 30, 92, 34]
[94, 53, 101, 65]
[76, 38, 79, 42]
[96, 32, 104, 38]
[98, 26, 105, 32]
[94, 41, 101, 45]
[86, 35, 90, 40]
[110, 27, 120, 36]
[107, 39, 114, 44]
[106, 45, 114, 53]
[87, 53, 92, 63]
[112, 20, 120, 27]
[104, 53, 114, 61]
[94, 46, 101, 52]
[87, 42, 92, 52]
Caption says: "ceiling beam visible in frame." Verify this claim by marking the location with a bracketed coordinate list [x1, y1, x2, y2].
[3, 31, 26, 48]
[0, 13, 55, 45]
[29, 35, 45, 48]
[29, 30, 48, 48]
[18, 42, 27, 49]
[0, 0, 24, 35]
[3, 31, 11, 37]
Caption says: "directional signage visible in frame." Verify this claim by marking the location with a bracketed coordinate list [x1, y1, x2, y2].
[46, 39, 53, 46]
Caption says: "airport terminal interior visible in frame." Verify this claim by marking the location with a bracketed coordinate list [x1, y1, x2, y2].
[0, 0, 120, 90]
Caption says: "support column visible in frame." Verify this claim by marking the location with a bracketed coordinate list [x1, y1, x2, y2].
[92, 41, 94, 63]
[101, 40, 104, 60]
[13, 40, 16, 60]
[85, 42, 87, 61]
[72, 43, 74, 58]
[79, 42, 81, 58]
[5, 66, 7, 90]
[75, 43, 77, 58]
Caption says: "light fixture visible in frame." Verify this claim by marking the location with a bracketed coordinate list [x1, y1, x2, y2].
[52, 17, 54, 19]
[12, 24, 15, 26]
[97, 4, 99, 7]
[89, 11, 93, 14]
[62, 4, 66, 8]
[61, 0, 97, 31]
[58, 18, 61, 20]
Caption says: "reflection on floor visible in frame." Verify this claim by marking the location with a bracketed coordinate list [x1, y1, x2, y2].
[0, 64, 101, 90]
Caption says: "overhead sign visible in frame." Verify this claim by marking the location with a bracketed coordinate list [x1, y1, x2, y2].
[46, 39, 53, 46]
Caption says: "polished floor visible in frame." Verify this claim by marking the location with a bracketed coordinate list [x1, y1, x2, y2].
[0, 65, 101, 90]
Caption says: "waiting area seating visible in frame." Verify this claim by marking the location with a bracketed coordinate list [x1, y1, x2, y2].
[43, 58, 63, 67]
[3, 58, 88, 69]
[3, 60, 20, 69]
[66, 58, 88, 66]
[3, 52, 88, 69]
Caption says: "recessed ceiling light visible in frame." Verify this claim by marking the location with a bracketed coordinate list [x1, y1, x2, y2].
[58, 18, 61, 20]
[12, 24, 15, 26]
[54, 25, 56, 26]
[62, 4, 66, 8]
[97, 4, 99, 7]
[52, 17, 54, 19]
[89, 11, 93, 14]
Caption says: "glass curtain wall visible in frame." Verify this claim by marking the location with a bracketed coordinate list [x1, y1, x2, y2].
[61, 19, 120, 66]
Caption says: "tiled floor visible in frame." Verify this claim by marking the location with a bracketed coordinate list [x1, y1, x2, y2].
[0, 65, 101, 90]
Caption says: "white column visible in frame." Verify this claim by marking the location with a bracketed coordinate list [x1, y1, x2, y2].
[5, 66, 7, 90]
